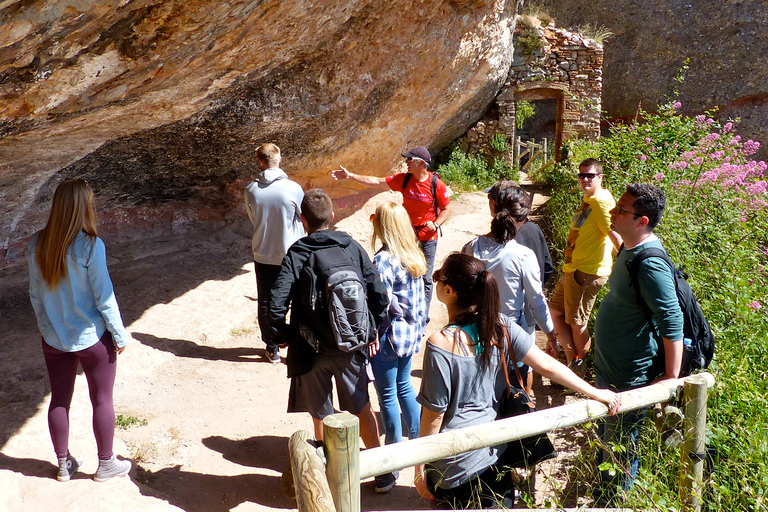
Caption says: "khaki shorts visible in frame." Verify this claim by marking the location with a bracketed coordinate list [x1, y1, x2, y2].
[549, 270, 608, 326]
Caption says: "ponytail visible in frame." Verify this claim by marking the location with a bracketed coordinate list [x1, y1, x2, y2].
[441, 253, 506, 369]
[490, 209, 518, 244]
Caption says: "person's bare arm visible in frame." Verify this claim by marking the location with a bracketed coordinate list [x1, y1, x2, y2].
[653, 337, 683, 383]
[434, 202, 452, 228]
[414, 407, 444, 500]
[330, 165, 389, 189]
[522, 344, 621, 414]
[608, 230, 623, 253]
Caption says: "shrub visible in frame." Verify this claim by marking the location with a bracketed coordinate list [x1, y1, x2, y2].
[490, 132, 510, 153]
[438, 147, 518, 192]
[542, 102, 768, 509]
[516, 100, 536, 129]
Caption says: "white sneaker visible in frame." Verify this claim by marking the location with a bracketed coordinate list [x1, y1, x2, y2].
[94, 455, 131, 482]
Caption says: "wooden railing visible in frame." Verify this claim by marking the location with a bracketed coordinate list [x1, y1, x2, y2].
[288, 373, 714, 512]
[514, 137, 556, 174]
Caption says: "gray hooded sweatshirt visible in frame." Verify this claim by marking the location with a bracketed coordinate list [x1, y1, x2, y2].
[244, 168, 305, 265]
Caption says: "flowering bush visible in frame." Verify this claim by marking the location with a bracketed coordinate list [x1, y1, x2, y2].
[542, 102, 768, 509]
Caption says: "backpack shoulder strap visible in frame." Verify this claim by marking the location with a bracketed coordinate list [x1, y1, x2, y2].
[402, 172, 412, 191]
[626, 247, 677, 337]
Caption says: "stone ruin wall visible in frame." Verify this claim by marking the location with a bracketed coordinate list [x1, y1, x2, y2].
[456, 17, 602, 162]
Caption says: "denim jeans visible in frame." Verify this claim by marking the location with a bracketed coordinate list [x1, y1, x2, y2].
[370, 338, 420, 444]
[419, 239, 438, 316]
[595, 374, 646, 492]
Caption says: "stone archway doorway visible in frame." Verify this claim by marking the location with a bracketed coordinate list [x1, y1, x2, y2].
[514, 88, 564, 171]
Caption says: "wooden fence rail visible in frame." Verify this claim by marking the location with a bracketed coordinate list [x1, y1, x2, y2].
[288, 373, 715, 512]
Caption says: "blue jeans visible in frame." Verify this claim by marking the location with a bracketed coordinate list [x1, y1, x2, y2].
[370, 338, 420, 444]
[595, 374, 646, 492]
[419, 239, 438, 316]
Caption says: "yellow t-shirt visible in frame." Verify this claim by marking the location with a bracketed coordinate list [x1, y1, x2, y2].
[562, 187, 615, 276]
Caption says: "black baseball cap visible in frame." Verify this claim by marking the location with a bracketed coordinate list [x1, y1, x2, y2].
[401, 147, 431, 164]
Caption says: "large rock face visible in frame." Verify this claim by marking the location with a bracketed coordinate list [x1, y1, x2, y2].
[0, 0, 516, 267]
[533, 1, 768, 158]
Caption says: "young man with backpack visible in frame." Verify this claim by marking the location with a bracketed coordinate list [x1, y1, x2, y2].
[592, 183, 684, 504]
[268, 188, 398, 493]
[331, 147, 451, 313]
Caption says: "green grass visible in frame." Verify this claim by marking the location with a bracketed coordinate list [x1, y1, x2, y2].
[115, 414, 148, 429]
[538, 100, 768, 509]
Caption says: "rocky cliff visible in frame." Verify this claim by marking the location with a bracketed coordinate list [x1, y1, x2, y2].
[1, 0, 516, 266]
[533, 1, 768, 158]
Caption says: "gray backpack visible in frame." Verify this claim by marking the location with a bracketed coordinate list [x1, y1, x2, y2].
[298, 246, 375, 353]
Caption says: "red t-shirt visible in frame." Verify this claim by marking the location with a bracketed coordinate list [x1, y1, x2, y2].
[386, 172, 451, 241]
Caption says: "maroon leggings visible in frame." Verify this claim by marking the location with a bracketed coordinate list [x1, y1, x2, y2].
[42, 332, 117, 460]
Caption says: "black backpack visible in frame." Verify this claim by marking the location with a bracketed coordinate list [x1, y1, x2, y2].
[297, 245, 376, 353]
[626, 247, 715, 377]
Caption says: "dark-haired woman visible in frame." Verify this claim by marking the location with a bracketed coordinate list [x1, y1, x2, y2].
[28, 178, 132, 482]
[464, 181, 559, 392]
[413, 253, 619, 506]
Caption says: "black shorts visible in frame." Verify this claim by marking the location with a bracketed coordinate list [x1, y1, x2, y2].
[288, 350, 370, 419]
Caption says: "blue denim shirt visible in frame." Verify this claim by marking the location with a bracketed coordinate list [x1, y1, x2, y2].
[28, 232, 129, 352]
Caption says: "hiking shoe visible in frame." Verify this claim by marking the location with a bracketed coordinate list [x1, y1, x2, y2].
[374, 471, 398, 493]
[94, 455, 131, 482]
[568, 357, 586, 378]
[57, 454, 84, 482]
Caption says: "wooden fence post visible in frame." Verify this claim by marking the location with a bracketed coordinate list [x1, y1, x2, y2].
[323, 412, 360, 512]
[288, 430, 336, 512]
[680, 375, 708, 512]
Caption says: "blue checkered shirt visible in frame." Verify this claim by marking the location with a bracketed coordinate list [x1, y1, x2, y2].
[374, 249, 427, 358]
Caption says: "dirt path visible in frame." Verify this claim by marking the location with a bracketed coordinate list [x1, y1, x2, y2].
[0, 189, 585, 511]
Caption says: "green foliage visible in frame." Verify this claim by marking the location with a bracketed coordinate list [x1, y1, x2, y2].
[438, 147, 518, 192]
[489, 132, 510, 153]
[516, 100, 536, 129]
[115, 414, 148, 429]
[541, 101, 768, 509]
[517, 17, 544, 56]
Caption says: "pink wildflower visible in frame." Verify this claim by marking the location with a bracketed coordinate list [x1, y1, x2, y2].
[654, 172, 665, 181]
[747, 301, 762, 310]
[638, 155, 648, 161]
[722, 122, 733, 134]
[672, 101, 682, 110]
[743, 140, 761, 156]
[645, 137, 652, 145]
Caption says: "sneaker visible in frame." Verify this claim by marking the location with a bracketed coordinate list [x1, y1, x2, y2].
[94, 455, 131, 482]
[568, 357, 586, 378]
[374, 471, 398, 493]
[57, 454, 84, 482]
[266, 349, 281, 365]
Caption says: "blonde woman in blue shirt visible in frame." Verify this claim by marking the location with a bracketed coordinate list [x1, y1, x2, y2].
[28, 179, 132, 483]
[370, 202, 427, 490]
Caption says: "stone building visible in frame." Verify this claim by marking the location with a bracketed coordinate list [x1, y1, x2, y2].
[457, 16, 603, 165]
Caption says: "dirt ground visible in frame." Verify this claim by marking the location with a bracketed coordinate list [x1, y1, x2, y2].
[0, 190, 589, 511]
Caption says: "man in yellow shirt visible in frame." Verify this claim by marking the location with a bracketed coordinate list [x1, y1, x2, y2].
[548, 159, 622, 376]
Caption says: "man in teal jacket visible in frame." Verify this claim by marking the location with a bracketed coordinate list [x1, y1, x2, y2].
[593, 183, 683, 503]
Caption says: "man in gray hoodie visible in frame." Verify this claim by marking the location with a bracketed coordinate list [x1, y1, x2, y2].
[244, 143, 305, 364]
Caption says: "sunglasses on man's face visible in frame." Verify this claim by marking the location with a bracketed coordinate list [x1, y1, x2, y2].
[577, 172, 601, 180]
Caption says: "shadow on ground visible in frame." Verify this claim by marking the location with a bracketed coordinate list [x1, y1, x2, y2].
[0, 227, 252, 451]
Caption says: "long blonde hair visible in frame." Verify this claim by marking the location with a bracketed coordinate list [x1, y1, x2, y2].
[371, 202, 427, 278]
[35, 178, 98, 288]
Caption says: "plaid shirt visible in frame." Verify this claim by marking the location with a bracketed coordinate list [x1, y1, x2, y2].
[374, 249, 427, 358]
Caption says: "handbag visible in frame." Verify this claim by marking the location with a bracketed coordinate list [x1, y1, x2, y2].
[498, 334, 557, 468]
